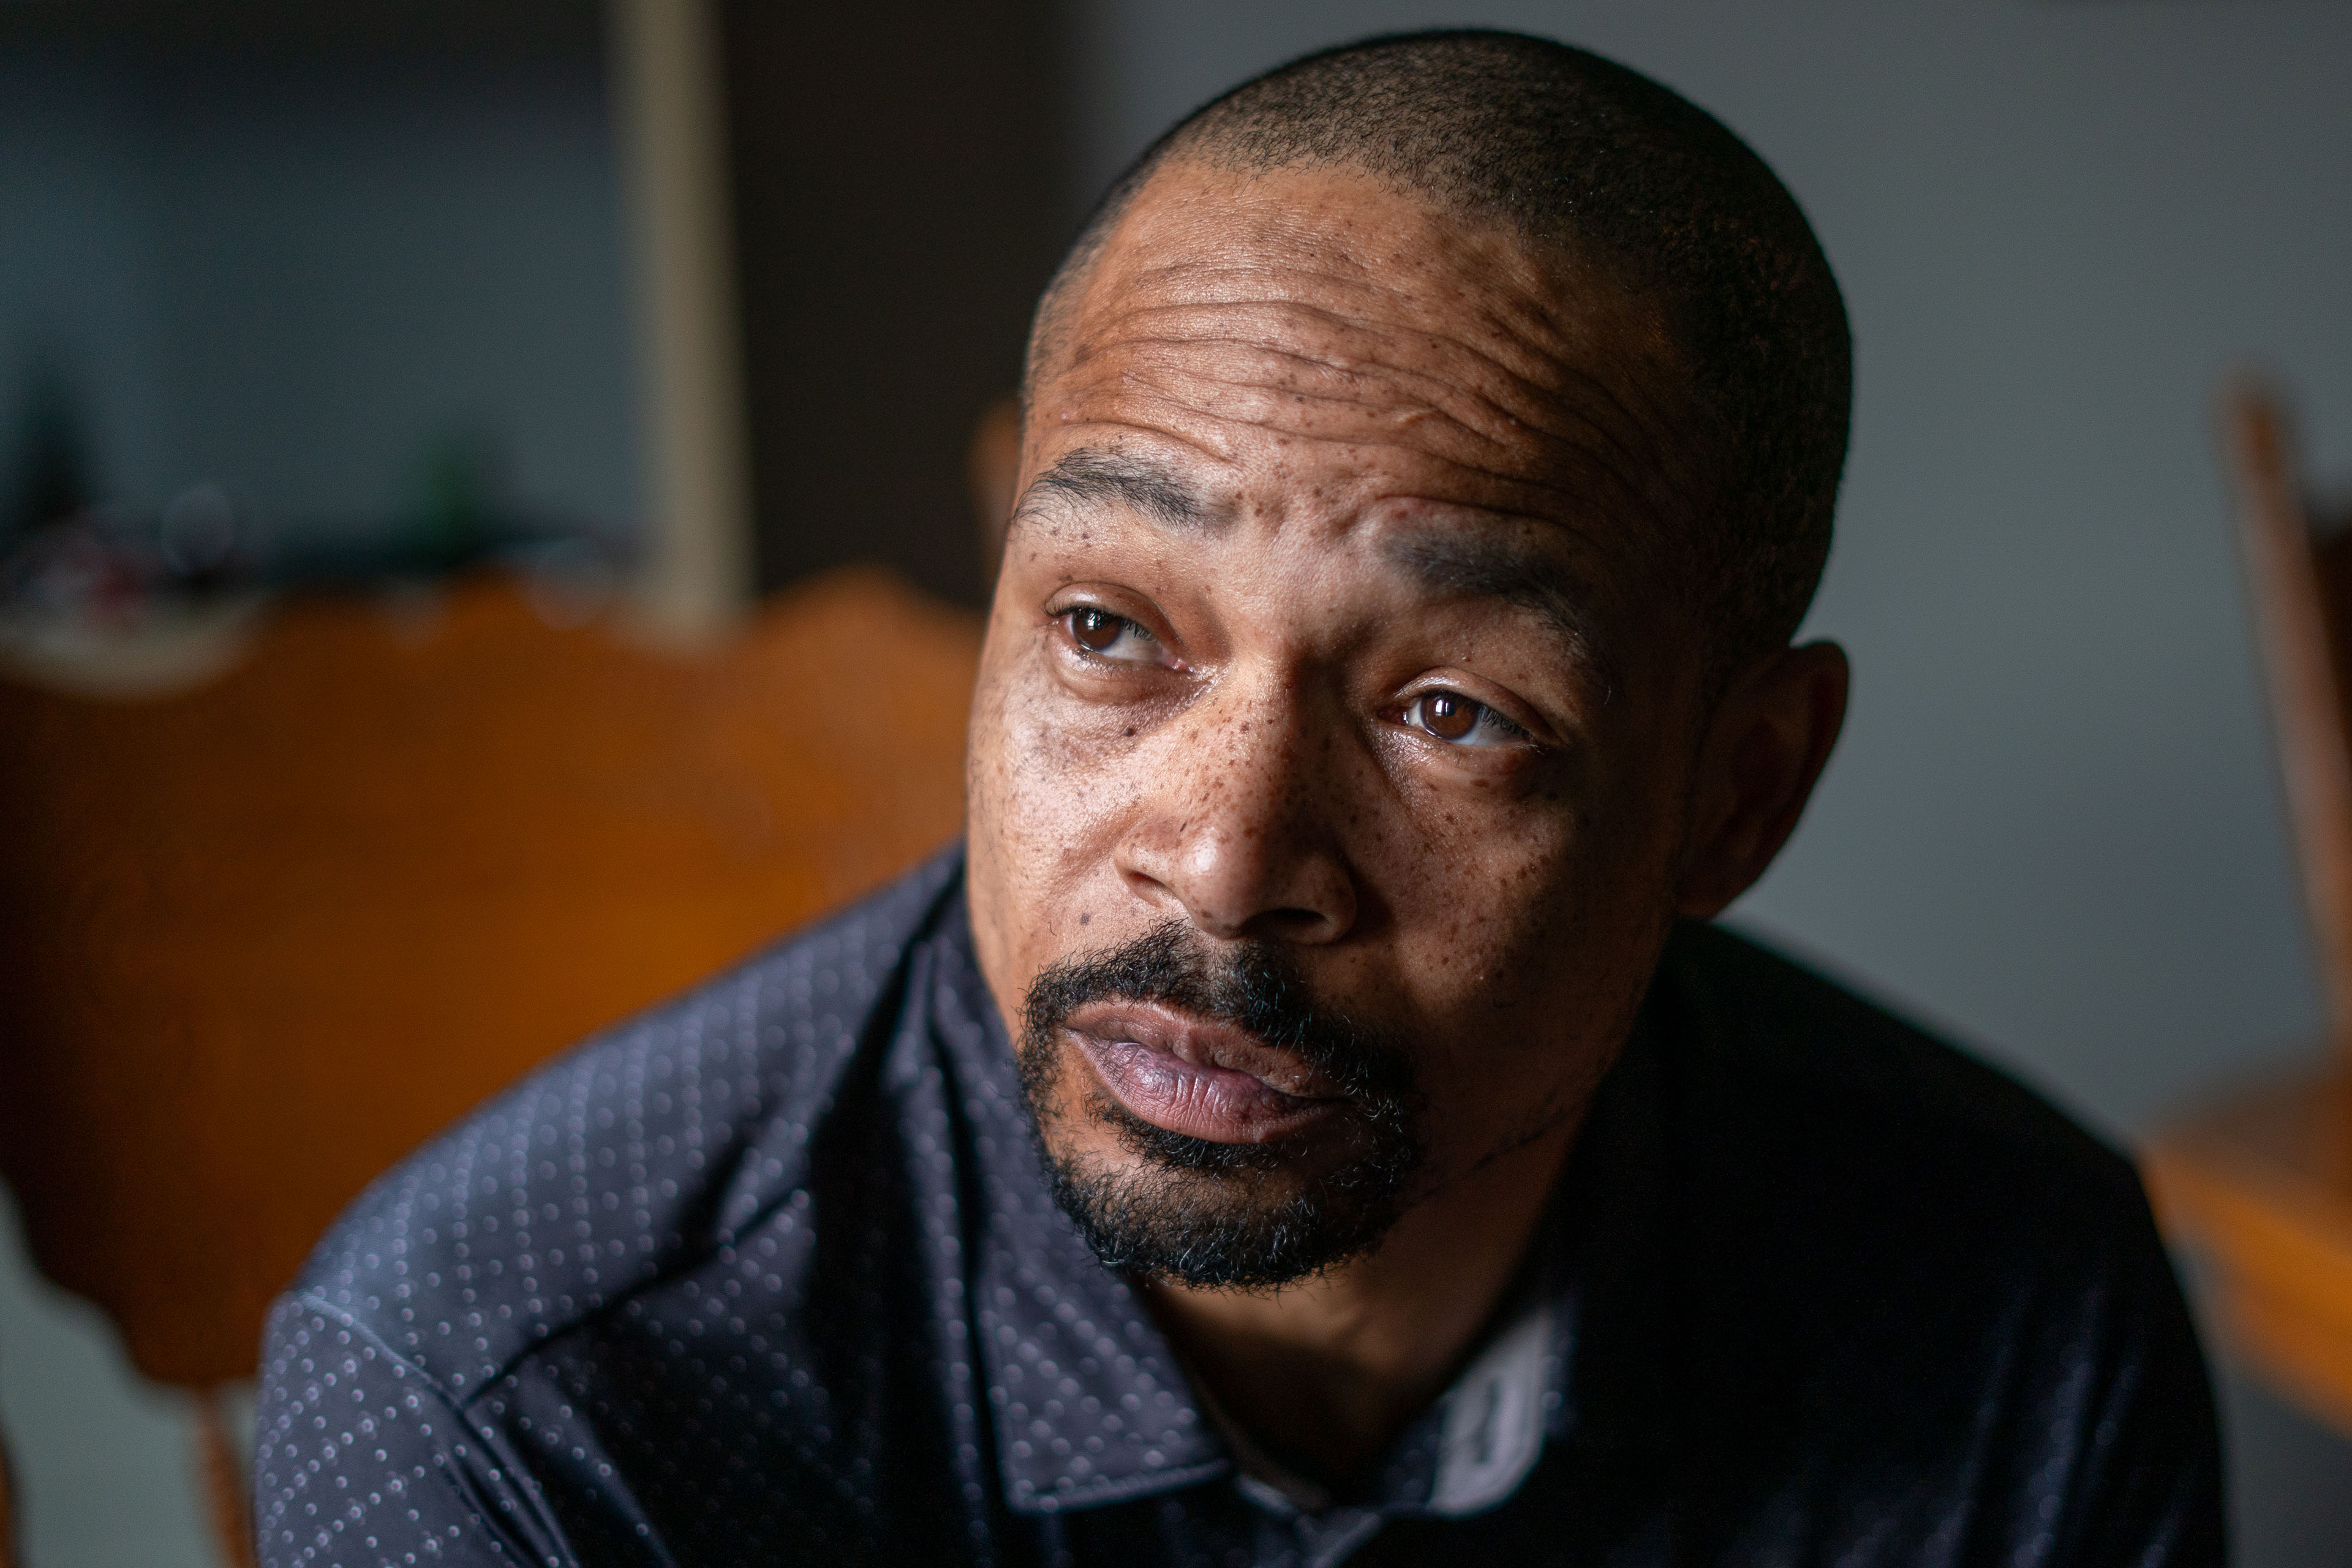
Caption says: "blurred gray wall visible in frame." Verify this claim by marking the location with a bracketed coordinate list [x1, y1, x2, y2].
[1067, 0, 2352, 1558]
[0, 34, 639, 545]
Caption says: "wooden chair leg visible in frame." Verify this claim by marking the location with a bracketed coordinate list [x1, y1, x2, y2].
[192, 1386, 255, 1568]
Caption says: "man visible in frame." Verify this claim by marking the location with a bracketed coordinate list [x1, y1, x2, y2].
[255, 31, 2221, 1567]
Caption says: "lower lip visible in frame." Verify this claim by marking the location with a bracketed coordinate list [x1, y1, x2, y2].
[1071, 1033, 1343, 1144]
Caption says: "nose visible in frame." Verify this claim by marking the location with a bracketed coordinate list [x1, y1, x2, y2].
[1115, 674, 1360, 944]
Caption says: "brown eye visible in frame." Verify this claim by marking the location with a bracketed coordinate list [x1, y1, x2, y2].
[1070, 608, 1125, 652]
[1422, 692, 1479, 741]
[1403, 690, 1526, 748]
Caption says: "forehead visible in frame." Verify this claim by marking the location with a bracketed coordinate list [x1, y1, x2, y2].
[1031, 160, 1697, 552]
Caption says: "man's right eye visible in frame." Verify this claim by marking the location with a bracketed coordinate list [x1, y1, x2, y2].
[1060, 608, 1161, 663]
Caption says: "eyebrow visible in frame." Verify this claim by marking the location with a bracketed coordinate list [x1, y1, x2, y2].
[1014, 447, 1219, 532]
[1380, 528, 1610, 679]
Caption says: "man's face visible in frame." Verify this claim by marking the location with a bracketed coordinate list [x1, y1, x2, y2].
[967, 162, 1708, 1287]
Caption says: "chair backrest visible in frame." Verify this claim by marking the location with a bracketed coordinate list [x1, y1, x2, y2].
[2225, 383, 2352, 1057]
[0, 567, 980, 1390]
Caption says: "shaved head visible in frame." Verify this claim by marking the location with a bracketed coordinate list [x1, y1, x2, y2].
[1028, 29, 1851, 668]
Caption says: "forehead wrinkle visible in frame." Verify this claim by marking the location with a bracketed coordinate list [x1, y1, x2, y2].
[1073, 292, 1588, 426]
[1064, 167, 1700, 466]
[1065, 294, 1687, 524]
[1044, 395, 1640, 559]
[1136, 347, 1656, 489]
[1112, 232, 1557, 337]
[1075, 352, 1670, 533]
[1047, 387, 1658, 545]
[1100, 234, 1629, 373]
[1096, 325, 1584, 455]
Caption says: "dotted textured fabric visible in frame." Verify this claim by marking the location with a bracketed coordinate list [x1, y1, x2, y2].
[255, 847, 2224, 1567]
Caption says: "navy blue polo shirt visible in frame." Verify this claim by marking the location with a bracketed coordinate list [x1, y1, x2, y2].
[254, 847, 2222, 1566]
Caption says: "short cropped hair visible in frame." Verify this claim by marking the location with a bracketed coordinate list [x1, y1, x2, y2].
[1027, 29, 1852, 666]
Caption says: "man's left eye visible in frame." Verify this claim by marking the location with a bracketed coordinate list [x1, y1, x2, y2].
[1060, 607, 1161, 663]
[1401, 690, 1525, 747]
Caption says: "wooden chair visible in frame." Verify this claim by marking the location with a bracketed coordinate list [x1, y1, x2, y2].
[0, 567, 981, 1565]
[2143, 383, 2352, 1434]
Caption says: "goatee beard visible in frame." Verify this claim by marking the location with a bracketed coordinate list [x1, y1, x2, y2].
[1016, 921, 1425, 1290]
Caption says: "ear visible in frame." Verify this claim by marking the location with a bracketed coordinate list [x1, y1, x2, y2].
[1672, 641, 1850, 919]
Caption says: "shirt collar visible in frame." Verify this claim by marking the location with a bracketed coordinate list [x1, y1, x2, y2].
[923, 897, 1228, 1512]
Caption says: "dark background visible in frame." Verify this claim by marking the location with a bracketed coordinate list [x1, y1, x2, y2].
[722, 0, 1071, 603]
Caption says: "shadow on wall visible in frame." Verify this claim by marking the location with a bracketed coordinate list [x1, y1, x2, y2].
[722, 0, 1073, 607]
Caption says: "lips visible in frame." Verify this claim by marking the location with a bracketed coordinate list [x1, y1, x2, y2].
[1060, 1000, 1349, 1144]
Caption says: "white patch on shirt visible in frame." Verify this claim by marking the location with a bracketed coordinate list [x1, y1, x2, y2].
[1429, 1299, 1553, 1517]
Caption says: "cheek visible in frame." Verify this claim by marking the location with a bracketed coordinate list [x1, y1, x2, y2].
[998, 662, 1142, 847]
[1376, 771, 1676, 1080]
[965, 644, 1147, 980]
[1385, 821, 1578, 1015]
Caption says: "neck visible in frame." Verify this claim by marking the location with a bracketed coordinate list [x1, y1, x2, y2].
[1141, 1117, 1580, 1485]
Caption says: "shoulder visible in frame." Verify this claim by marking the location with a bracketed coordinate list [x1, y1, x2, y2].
[1646, 921, 2173, 1410]
[1638, 921, 2220, 1555]
[1647, 921, 2192, 1455]
[1657, 918, 2143, 1217]
[273, 848, 967, 1408]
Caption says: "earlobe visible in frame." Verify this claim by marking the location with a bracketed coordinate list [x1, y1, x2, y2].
[1673, 641, 1850, 919]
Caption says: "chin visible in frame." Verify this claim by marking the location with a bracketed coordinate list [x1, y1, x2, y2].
[1022, 1084, 1423, 1290]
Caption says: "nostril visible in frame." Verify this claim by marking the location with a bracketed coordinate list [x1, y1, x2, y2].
[1254, 906, 1333, 937]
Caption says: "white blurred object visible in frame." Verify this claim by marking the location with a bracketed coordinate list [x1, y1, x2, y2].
[608, 0, 755, 646]
[0, 592, 270, 699]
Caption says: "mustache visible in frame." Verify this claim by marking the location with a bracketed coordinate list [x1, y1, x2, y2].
[1020, 920, 1420, 1114]
[1016, 919, 1428, 1283]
